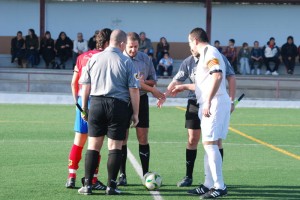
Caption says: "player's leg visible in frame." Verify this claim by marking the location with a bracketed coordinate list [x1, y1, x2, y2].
[136, 94, 150, 176]
[179, 99, 201, 187]
[218, 139, 224, 161]
[117, 129, 129, 186]
[105, 98, 129, 195]
[199, 98, 230, 199]
[66, 96, 89, 188]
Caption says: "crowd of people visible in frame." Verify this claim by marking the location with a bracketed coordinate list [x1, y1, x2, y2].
[10, 29, 300, 75]
[214, 36, 299, 75]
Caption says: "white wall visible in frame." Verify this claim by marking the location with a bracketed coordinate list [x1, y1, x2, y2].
[0, 0, 39, 36]
[1, 1, 300, 47]
[211, 4, 300, 47]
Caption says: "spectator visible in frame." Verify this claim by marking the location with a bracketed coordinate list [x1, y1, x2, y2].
[156, 37, 170, 62]
[238, 42, 251, 75]
[40, 31, 56, 69]
[224, 39, 239, 74]
[250, 41, 263, 75]
[72, 32, 88, 68]
[25, 29, 40, 68]
[214, 40, 223, 53]
[88, 30, 99, 50]
[138, 31, 153, 54]
[262, 37, 280, 75]
[281, 36, 298, 75]
[11, 31, 25, 67]
[158, 52, 173, 76]
[55, 31, 73, 69]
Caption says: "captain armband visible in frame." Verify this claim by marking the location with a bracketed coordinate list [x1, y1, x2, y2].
[209, 69, 222, 75]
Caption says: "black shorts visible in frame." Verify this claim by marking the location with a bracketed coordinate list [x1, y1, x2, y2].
[88, 96, 130, 140]
[127, 94, 149, 128]
[185, 99, 201, 130]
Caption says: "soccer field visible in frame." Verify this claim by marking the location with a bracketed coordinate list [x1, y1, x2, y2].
[0, 104, 299, 200]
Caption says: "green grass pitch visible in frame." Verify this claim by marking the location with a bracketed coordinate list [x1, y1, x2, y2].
[0, 104, 299, 200]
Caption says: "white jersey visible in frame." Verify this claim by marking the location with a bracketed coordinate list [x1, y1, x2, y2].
[195, 45, 229, 105]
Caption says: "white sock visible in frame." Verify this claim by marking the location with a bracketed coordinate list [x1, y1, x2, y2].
[203, 152, 214, 189]
[204, 144, 225, 189]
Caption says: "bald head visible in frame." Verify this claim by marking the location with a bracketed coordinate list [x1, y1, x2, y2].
[109, 29, 127, 48]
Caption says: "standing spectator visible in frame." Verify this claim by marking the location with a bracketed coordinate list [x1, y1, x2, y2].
[214, 40, 223, 53]
[77, 29, 140, 195]
[55, 31, 73, 69]
[138, 32, 153, 54]
[250, 41, 263, 75]
[224, 39, 239, 74]
[88, 30, 99, 50]
[156, 37, 170, 62]
[262, 37, 281, 75]
[238, 42, 251, 75]
[281, 36, 298, 75]
[73, 32, 88, 68]
[40, 31, 55, 69]
[158, 52, 173, 76]
[25, 29, 40, 68]
[11, 31, 25, 67]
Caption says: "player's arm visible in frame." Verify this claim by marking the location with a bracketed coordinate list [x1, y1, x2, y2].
[129, 88, 140, 127]
[71, 69, 80, 103]
[80, 83, 91, 121]
[139, 80, 164, 100]
[226, 75, 236, 113]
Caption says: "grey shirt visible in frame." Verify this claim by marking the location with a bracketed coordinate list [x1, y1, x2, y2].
[138, 38, 153, 52]
[79, 47, 140, 103]
[173, 54, 235, 100]
[124, 51, 157, 96]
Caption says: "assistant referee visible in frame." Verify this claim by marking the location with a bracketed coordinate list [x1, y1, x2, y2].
[78, 29, 140, 195]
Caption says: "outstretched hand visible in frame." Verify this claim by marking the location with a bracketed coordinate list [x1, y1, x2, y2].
[170, 85, 185, 97]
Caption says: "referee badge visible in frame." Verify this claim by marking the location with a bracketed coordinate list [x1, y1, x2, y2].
[134, 73, 140, 80]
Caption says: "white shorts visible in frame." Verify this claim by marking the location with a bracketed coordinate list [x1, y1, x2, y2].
[199, 95, 231, 142]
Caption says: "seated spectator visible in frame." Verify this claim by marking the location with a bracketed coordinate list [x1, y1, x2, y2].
[158, 52, 173, 76]
[281, 36, 298, 75]
[25, 29, 40, 68]
[88, 30, 99, 50]
[156, 37, 170, 62]
[262, 37, 280, 75]
[72, 32, 88, 68]
[250, 41, 263, 75]
[40, 31, 56, 69]
[214, 40, 222, 53]
[224, 39, 239, 74]
[11, 31, 25, 67]
[55, 31, 73, 69]
[238, 42, 251, 75]
[138, 31, 153, 54]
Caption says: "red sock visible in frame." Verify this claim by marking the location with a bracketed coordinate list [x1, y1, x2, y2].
[92, 154, 101, 184]
[68, 144, 83, 178]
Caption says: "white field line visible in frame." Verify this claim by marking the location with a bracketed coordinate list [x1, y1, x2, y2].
[1, 140, 300, 149]
[127, 148, 164, 200]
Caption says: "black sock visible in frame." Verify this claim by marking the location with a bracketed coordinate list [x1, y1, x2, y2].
[139, 144, 150, 176]
[120, 145, 127, 176]
[186, 149, 197, 179]
[84, 150, 99, 185]
[219, 148, 224, 161]
[107, 149, 122, 189]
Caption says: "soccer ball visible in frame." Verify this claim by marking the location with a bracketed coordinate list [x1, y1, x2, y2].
[143, 172, 162, 190]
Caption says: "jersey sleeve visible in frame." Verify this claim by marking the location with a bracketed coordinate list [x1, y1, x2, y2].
[146, 56, 157, 82]
[205, 50, 222, 75]
[173, 58, 189, 82]
[79, 59, 92, 85]
[127, 59, 141, 89]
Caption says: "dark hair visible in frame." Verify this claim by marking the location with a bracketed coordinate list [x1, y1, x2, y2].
[254, 40, 259, 44]
[214, 40, 220, 44]
[17, 31, 22, 35]
[287, 36, 294, 41]
[242, 42, 248, 47]
[96, 28, 112, 50]
[29, 29, 37, 39]
[139, 31, 145, 36]
[127, 32, 140, 44]
[269, 37, 275, 41]
[58, 31, 67, 39]
[190, 27, 209, 43]
[229, 39, 235, 44]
